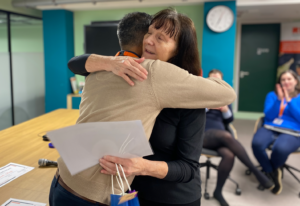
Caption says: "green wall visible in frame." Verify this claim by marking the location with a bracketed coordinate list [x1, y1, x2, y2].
[0, 0, 42, 17]
[73, 4, 204, 61]
[0, 25, 43, 52]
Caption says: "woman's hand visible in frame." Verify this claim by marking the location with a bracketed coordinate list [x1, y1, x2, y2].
[276, 84, 284, 101]
[107, 57, 148, 86]
[276, 84, 291, 102]
[99, 156, 146, 177]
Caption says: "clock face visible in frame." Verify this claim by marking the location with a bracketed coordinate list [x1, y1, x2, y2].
[206, 6, 234, 33]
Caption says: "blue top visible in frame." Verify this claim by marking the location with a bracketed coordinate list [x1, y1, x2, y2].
[264, 91, 300, 131]
[205, 105, 234, 131]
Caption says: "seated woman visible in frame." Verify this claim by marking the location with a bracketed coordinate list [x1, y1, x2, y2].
[203, 69, 274, 206]
[252, 70, 300, 195]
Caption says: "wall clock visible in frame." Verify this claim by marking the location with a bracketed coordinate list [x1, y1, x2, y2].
[206, 5, 234, 33]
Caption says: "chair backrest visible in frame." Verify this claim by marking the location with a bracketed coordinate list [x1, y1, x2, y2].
[226, 123, 238, 140]
[253, 116, 264, 134]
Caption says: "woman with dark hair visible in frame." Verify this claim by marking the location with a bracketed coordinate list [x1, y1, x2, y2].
[64, 9, 237, 206]
[97, 9, 271, 206]
[203, 69, 275, 206]
[252, 70, 300, 195]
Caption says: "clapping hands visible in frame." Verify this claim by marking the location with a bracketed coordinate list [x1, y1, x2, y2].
[276, 84, 291, 102]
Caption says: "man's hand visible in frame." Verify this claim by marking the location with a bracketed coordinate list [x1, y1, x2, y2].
[99, 156, 146, 177]
[108, 57, 147, 86]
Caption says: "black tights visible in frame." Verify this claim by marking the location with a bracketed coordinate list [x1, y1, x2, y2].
[203, 129, 271, 205]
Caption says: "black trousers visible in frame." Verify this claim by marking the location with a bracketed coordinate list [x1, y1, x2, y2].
[49, 176, 105, 206]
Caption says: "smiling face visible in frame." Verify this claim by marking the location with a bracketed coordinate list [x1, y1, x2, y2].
[142, 24, 178, 61]
[280, 72, 298, 93]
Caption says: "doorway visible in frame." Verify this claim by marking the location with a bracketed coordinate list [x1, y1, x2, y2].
[238, 24, 280, 112]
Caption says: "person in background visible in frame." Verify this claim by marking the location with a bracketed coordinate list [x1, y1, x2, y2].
[203, 69, 274, 206]
[252, 70, 300, 195]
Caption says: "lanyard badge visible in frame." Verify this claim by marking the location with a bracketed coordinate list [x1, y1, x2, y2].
[279, 99, 287, 118]
[273, 99, 287, 125]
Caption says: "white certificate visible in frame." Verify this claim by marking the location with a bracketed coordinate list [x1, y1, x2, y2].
[0, 163, 34, 187]
[1, 198, 46, 206]
[47, 120, 153, 176]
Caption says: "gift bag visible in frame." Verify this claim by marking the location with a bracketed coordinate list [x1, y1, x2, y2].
[110, 164, 140, 206]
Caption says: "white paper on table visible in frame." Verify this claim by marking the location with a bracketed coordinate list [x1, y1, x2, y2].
[47, 120, 153, 176]
[1, 198, 46, 206]
[0, 163, 34, 188]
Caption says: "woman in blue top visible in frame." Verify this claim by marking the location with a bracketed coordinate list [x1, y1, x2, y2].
[252, 70, 300, 195]
[203, 70, 274, 206]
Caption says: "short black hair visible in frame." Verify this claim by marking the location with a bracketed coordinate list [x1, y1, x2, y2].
[117, 12, 152, 48]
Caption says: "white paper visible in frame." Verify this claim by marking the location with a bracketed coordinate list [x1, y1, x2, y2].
[0, 163, 34, 188]
[47, 120, 153, 175]
[1, 198, 46, 206]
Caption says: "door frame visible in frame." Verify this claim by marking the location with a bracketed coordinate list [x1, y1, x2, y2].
[234, 19, 284, 113]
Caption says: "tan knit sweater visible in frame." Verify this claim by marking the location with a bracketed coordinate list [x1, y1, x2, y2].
[57, 55, 236, 204]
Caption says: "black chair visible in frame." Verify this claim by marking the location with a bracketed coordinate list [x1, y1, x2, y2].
[200, 124, 242, 200]
[245, 116, 300, 197]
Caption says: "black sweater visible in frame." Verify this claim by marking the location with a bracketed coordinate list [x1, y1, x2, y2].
[68, 54, 205, 204]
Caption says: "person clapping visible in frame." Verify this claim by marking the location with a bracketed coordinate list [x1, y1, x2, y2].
[252, 70, 300, 195]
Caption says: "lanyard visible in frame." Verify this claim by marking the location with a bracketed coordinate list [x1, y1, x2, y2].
[115, 50, 140, 58]
[279, 99, 287, 118]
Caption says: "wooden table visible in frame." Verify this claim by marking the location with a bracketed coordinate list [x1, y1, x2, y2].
[0, 109, 79, 205]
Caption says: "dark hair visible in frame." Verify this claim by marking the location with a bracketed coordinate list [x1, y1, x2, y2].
[151, 8, 200, 76]
[209, 69, 223, 78]
[276, 70, 300, 97]
[117, 12, 152, 48]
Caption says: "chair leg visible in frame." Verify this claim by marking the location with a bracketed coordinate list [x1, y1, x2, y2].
[284, 165, 300, 184]
[210, 163, 218, 171]
[228, 176, 242, 195]
[284, 164, 300, 173]
[204, 161, 242, 196]
[203, 159, 211, 200]
[282, 164, 300, 198]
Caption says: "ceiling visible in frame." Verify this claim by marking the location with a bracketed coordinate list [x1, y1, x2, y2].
[33, 0, 218, 11]
[5, 0, 300, 23]
[23, 0, 300, 22]
[237, 0, 300, 22]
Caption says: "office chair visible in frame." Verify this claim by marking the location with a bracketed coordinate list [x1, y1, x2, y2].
[245, 116, 300, 197]
[200, 124, 242, 200]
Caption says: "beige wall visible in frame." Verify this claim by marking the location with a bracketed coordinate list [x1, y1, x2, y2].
[0, 0, 41, 17]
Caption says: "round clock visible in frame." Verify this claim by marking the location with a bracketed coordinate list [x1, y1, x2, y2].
[206, 5, 234, 33]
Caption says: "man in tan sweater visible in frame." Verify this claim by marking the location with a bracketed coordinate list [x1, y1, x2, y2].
[54, 12, 236, 205]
